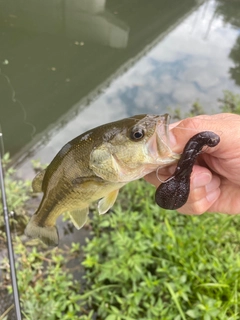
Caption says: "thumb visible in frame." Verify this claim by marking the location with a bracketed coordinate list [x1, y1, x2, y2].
[168, 113, 235, 154]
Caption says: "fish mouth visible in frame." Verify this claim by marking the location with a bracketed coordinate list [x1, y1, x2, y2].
[156, 113, 171, 153]
[146, 114, 179, 164]
[156, 114, 180, 162]
[162, 113, 171, 145]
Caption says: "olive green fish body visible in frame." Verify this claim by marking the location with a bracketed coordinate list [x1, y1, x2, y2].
[25, 114, 178, 246]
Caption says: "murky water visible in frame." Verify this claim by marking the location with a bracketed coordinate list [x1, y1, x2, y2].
[0, 0, 239, 169]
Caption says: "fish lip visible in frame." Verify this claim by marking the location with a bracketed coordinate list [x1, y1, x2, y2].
[156, 114, 180, 161]
[163, 113, 171, 145]
[144, 114, 173, 164]
[156, 113, 171, 148]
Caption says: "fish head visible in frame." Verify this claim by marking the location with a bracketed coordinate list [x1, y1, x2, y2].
[90, 114, 179, 182]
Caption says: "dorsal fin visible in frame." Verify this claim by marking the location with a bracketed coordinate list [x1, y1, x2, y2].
[32, 169, 46, 193]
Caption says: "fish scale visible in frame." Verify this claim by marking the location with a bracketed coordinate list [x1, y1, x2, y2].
[25, 114, 178, 246]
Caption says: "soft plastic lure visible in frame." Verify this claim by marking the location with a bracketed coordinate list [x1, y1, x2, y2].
[155, 131, 220, 210]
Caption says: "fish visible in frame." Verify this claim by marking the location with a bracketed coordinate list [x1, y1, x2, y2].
[25, 114, 179, 246]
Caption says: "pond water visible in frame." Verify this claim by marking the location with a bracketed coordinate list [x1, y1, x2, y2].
[0, 0, 240, 170]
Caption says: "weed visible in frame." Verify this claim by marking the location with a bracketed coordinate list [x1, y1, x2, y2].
[31, 159, 48, 173]
[219, 90, 240, 114]
[1, 238, 93, 320]
[82, 180, 240, 320]
[170, 90, 240, 120]
[0, 153, 31, 236]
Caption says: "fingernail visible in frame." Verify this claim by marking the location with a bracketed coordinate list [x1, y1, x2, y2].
[192, 172, 211, 188]
[206, 189, 220, 203]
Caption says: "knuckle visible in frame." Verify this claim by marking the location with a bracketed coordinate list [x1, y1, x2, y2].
[189, 202, 205, 215]
[177, 199, 205, 215]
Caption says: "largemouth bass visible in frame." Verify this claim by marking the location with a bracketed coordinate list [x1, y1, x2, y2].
[25, 114, 179, 246]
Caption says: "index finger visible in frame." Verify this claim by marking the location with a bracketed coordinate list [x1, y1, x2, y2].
[168, 113, 239, 155]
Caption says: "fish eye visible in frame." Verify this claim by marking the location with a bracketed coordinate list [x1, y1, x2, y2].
[130, 127, 145, 141]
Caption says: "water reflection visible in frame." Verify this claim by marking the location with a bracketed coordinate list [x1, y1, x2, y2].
[113, 0, 240, 115]
[1, 0, 129, 48]
[230, 37, 240, 86]
[216, 0, 240, 28]
[0, 0, 200, 157]
[215, 0, 240, 87]
[0, 0, 240, 167]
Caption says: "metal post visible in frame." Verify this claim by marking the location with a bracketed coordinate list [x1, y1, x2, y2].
[0, 133, 22, 320]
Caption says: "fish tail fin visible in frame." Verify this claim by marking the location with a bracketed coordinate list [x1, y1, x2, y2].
[25, 215, 59, 247]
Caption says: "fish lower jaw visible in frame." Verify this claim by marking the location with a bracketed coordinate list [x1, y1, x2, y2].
[156, 156, 178, 165]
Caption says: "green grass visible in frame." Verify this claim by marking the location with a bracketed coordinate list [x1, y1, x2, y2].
[1, 239, 94, 320]
[81, 180, 240, 320]
[0, 153, 31, 236]
[3, 175, 240, 319]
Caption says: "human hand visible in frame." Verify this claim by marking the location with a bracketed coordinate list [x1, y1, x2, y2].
[145, 113, 240, 215]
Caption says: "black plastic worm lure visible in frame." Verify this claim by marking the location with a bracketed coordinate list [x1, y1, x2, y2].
[155, 131, 220, 210]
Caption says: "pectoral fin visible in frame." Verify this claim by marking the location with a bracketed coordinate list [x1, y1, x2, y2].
[69, 207, 89, 230]
[98, 189, 119, 215]
[32, 169, 46, 193]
